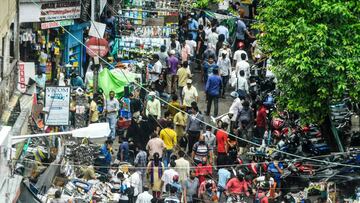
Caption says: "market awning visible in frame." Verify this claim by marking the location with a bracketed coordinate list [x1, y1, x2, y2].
[98, 68, 136, 98]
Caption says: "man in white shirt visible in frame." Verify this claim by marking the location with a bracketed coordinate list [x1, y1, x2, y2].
[207, 27, 219, 48]
[231, 70, 249, 93]
[149, 54, 162, 83]
[229, 91, 243, 129]
[218, 42, 232, 60]
[161, 161, 179, 193]
[182, 79, 198, 108]
[185, 34, 197, 58]
[129, 168, 142, 201]
[217, 53, 231, 98]
[253, 173, 275, 187]
[203, 126, 216, 150]
[146, 91, 161, 119]
[216, 25, 229, 41]
[136, 185, 153, 203]
[233, 42, 249, 66]
[235, 53, 251, 79]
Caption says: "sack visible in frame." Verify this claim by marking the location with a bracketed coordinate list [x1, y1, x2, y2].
[237, 89, 247, 99]
[125, 186, 135, 196]
[179, 136, 188, 148]
[239, 108, 252, 124]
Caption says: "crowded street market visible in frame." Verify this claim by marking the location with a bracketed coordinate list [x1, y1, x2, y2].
[0, 0, 360, 203]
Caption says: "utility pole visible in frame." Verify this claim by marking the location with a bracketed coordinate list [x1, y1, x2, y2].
[90, 0, 100, 94]
[14, 0, 20, 61]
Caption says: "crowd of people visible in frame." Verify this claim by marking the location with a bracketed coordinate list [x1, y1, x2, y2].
[83, 8, 288, 203]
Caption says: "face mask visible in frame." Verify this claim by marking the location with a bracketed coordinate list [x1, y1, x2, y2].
[190, 176, 195, 180]
[199, 141, 205, 145]
[202, 161, 207, 165]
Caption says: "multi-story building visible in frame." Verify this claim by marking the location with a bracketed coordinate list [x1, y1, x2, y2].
[0, 0, 19, 120]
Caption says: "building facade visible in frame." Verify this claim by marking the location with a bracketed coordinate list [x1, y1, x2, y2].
[0, 0, 19, 121]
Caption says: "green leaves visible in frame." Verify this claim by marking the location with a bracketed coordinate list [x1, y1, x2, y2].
[256, 0, 360, 123]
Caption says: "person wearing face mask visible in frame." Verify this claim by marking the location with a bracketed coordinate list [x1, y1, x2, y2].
[218, 41, 232, 60]
[183, 170, 199, 203]
[217, 52, 231, 98]
[192, 134, 213, 166]
[203, 125, 216, 150]
[105, 91, 119, 140]
[182, 79, 198, 109]
[146, 91, 161, 130]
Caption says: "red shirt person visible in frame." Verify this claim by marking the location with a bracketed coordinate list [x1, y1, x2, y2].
[195, 157, 213, 184]
[216, 122, 229, 166]
[256, 104, 267, 138]
[226, 174, 250, 196]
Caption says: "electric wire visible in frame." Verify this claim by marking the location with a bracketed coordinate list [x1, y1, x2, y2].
[28, 0, 360, 169]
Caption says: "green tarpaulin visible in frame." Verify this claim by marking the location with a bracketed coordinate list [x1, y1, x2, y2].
[98, 68, 136, 98]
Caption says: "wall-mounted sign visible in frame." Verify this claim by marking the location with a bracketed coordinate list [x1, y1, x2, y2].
[44, 86, 71, 126]
[41, 20, 74, 29]
[85, 37, 109, 58]
[17, 62, 35, 93]
[40, 1, 81, 21]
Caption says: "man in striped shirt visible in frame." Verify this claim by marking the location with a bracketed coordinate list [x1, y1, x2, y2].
[191, 135, 213, 165]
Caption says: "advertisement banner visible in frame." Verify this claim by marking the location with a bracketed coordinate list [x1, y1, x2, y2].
[41, 20, 74, 29]
[17, 62, 36, 93]
[44, 86, 70, 126]
[40, 1, 81, 21]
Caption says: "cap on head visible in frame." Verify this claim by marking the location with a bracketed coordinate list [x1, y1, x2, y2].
[230, 91, 239, 98]
[186, 79, 192, 84]
[149, 91, 156, 96]
[169, 50, 176, 55]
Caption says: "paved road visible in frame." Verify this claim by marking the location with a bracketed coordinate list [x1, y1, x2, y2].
[191, 70, 234, 124]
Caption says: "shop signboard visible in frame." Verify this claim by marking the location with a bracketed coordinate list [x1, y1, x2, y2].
[44, 86, 70, 126]
[88, 21, 106, 38]
[17, 62, 36, 93]
[85, 37, 109, 58]
[41, 20, 74, 29]
[40, 1, 81, 21]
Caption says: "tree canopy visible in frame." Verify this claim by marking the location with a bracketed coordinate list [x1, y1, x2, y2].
[255, 0, 360, 123]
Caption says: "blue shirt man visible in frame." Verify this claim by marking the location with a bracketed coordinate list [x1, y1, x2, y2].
[188, 17, 199, 42]
[267, 161, 284, 187]
[203, 57, 218, 83]
[206, 70, 222, 97]
[205, 69, 222, 117]
[99, 139, 113, 173]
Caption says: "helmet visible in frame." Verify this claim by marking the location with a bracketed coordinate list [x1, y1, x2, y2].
[238, 42, 245, 50]
[272, 118, 284, 130]
[263, 95, 274, 107]
[272, 130, 282, 137]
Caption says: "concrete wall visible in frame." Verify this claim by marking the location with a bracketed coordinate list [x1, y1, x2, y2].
[0, 0, 18, 120]
[0, 0, 16, 39]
